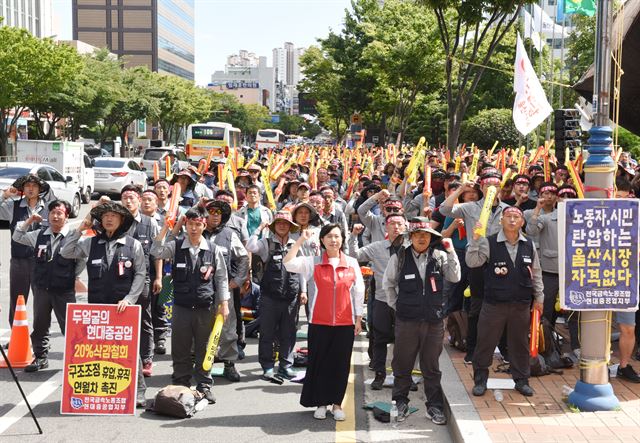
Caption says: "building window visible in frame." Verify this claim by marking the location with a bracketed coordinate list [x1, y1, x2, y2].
[158, 59, 194, 81]
[158, 36, 194, 63]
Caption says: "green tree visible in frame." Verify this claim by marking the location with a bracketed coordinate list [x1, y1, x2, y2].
[275, 113, 306, 135]
[0, 27, 63, 155]
[243, 104, 270, 141]
[66, 49, 125, 143]
[360, 0, 444, 146]
[460, 108, 520, 149]
[104, 66, 161, 153]
[418, 0, 535, 151]
[566, 14, 596, 86]
[154, 75, 211, 144]
[207, 91, 247, 131]
[24, 41, 84, 140]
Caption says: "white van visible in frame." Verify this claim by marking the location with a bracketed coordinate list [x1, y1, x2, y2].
[17, 140, 95, 203]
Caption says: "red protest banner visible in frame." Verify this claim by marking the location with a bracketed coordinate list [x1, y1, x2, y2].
[61, 303, 141, 415]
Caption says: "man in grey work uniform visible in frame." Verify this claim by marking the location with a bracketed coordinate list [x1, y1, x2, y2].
[439, 169, 510, 363]
[466, 205, 544, 397]
[349, 213, 407, 390]
[151, 206, 230, 403]
[13, 199, 84, 372]
[383, 217, 461, 425]
[60, 202, 149, 406]
[0, 174, 51, 326]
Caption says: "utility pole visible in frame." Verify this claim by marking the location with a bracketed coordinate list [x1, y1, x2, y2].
[568, 0, 619, 412]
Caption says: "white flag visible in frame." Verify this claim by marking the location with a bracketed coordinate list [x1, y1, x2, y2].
[513, 34, 553, 136]
[532, 4, 570, 38]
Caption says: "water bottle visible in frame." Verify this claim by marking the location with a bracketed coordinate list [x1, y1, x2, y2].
[493, 390, 504, 402]
[390, 400, 399, 426]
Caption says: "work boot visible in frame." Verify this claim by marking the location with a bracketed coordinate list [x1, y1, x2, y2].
[25, 357, 49, 373]
[371, 372, 385, 390]
[223, 362, 241, 382]
[154, 341, 166, 355]
[277, 366, 298, 380]
[472, 383, 487, 396]
[515, 381, 535, 396]
[196, 385, 216, 404]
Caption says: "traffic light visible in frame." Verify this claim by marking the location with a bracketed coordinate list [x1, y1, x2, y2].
[554, 109, 582, 165]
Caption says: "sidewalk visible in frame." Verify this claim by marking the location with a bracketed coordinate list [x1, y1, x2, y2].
[444, 344, 640, 442]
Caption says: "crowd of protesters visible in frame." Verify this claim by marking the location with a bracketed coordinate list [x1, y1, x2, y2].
[1, 142, 639, 425]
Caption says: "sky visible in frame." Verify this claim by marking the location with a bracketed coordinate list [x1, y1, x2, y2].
[52, 0, 353, 86]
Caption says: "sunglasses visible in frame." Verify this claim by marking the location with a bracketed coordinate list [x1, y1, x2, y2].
[385, 207, 402, 213]
[208, 209, 222, 215]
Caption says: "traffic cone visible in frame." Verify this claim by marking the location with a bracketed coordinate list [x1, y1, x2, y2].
[0, 295, 33, 368]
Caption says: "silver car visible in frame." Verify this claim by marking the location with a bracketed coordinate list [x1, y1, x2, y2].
[0, 162, 83, 218]
[93, 157, 148, 195]
[140, 147, 189, 180]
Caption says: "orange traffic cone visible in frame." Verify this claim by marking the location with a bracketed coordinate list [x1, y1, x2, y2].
[0, 295, 33, 368]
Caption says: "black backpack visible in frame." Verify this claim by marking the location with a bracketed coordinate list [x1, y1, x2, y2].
[530, 318, 574, 376]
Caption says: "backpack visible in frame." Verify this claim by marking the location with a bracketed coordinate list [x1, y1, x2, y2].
[446, 310, 468, 352]
[530, 318, 573, 376]
[151, 385, 206, 418]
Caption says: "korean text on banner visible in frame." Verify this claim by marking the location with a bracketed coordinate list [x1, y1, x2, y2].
[559, 199, 640, 311]
[61, 303, 141, 415]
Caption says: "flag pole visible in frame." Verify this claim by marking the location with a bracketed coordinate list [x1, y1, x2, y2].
[559, 3, 567, 108]
[567, 0, 619, 412]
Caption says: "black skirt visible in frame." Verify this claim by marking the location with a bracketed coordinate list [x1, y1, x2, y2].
[300, 324, 355, 407]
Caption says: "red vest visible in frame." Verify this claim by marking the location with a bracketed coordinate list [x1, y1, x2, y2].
[312, 252, 356, 326]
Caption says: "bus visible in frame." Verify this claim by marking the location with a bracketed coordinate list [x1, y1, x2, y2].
[256, 129, 286, 151]
[186, 122, 241, 163]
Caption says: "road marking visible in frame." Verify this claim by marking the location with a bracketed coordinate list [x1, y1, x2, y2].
[0, 374, 60, 435]
[335, 346, 357, 442]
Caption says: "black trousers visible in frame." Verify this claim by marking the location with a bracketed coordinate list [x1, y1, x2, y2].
[171, 304, 215, 388]
[301, 324, 354, 407]
[473, 302, 530, 384]
[9, 257, 34, 326]
[444, 248, 469, 315]
[258, 296, 298, 370]
[371, 299, 395, 374]
[31, 287, 76, 358]
[151, 287, 169, 345]
[392, 319, 445, 409]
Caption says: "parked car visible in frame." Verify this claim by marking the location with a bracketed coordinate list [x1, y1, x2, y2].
[93, 157, 147, 195]
[0, 162, 82, 218]
[84, 146, 111, 159]
[140, 147, 189, 180]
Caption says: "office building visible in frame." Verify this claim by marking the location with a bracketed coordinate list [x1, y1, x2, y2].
[272, 42, 306, 114]
[209, 56, 275, 111]
[227, 50, 259, 68]
[72, 0, 195, 81]
[0, 0, 53, 37]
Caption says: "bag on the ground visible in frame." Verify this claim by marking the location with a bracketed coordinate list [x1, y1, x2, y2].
[530, 318, 573, 376]
[293, 347, 309, 367]
[446, 310, 468, 352]
[151, 385, 205, 418]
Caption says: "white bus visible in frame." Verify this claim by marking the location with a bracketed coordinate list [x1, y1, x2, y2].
[256, 129, 286, 151]
[186, 122, 241, 163]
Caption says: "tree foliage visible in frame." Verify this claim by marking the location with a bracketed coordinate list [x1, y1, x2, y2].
[460, 108, 521, 149]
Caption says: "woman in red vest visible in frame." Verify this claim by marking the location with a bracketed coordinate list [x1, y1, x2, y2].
[284, 223, 365, 421]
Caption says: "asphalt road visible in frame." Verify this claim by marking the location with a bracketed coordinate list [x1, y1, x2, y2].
[0, 201, 452, 443]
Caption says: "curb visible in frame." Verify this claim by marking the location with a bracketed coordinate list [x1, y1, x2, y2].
[440, 348, 492, 443]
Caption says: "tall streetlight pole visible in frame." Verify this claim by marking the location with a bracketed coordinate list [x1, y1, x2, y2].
[568, 0, 619, 411]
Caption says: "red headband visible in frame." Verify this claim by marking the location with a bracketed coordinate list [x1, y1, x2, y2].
[558, 189, 577, 197]
[539, 185, 558, 194]
[481, 177, 501, 185]
[503, 206, 523, 217]
[514, 177, 530, 185]
[409, 221, 431, 230]
[384, 200, 403, 209]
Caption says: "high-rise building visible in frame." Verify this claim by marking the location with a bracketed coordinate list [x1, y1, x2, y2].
[72, 0, 195, 81]
[0, 0, 53, 37]
[272, 42, 306, 114]
[227, 50, 259, 68]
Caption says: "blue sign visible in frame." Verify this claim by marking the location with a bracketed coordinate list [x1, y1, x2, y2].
[559, 199, 639, 311]
[271, 114, 280, 123]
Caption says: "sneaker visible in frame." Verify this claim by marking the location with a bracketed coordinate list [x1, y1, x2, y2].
[617, 364, 640, 383]
[196, 385, 216, 404]
[330, 407, 346, 421]
[136, 391, 146, 408]
[463, 353, 473, 364]
[262, 368, 275, 380]
[472, 383, 487, 396]
[223, 363, 241, 382]
[142, 361, 153, 377]
[25, 357, 49, 373]
[426, 406, 447, 425]
[277, 366, 297, 380]
[314, 406, 327, 420]
[371, 372, 385, 390]
[154, 342, 166, 355]
[515, 381, 535, 396]
[396, 402, 410, 422]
